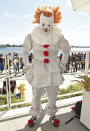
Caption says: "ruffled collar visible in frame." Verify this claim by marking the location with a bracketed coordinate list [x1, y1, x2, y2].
[31, 26, 62, 45]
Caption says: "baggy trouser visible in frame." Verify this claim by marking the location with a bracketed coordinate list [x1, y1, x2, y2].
[30, 86, 59, 117]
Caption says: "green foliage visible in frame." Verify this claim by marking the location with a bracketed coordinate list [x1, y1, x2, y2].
[0, 95, 22, 106]
[11, 103, 31, 109]
[58, 83, 83, 95]
[0, 83, 83, 112]
[0, 92, 83, 112]
[0, 107, 8, 112]
[11, 96, 22, 103]
[56, 93, 83, 101]
[41, 93, 83, 104]
[0, 95, 7, 106]
[76, 75, 90, 91]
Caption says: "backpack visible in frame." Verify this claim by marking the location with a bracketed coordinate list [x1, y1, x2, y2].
[75, 101, 82, 118]
[65, 101, 82, 124]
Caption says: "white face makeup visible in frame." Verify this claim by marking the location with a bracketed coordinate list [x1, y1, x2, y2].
[40, 13, 54, 32]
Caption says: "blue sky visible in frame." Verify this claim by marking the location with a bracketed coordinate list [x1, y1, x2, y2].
[0, 0, 90, 46]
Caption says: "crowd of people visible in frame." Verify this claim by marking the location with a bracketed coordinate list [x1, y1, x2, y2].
[0, 52, 88, 75]
[0, 52, 88, 96]
[65, 53, 86, 73]
[59, 52, 86, 73]
[0, 53, 24, 75]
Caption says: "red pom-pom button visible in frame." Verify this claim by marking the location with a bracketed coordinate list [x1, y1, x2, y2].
[28, 119, 33, 126]
[43, 45, 49, 48]
[54, 119, 60, 126]
[43, 51, 48, 56]
[44, 59, 49, 63]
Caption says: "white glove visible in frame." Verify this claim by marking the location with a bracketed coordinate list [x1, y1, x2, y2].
[23, 63, 32, 73]
[60, 61, 66, 72]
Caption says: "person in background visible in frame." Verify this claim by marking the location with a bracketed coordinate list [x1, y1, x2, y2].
[20, 57, 24, 75]
[74, 54, 78, 72]
[78, 53, 81, 70]
[8, 53, 12, 68]
[16, 53, 19, 72]
[66, 55, 70, 72]
[20, 57, 24, 69]
[28, 53, 33, 63]
[2, 78, 16, 95]
[81, 53, 85, 71]
[12, 53, 19, 75]
[0, 54, 4, 72]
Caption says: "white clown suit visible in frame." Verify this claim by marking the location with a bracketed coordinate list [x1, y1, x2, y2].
[23, 8, 70, 118]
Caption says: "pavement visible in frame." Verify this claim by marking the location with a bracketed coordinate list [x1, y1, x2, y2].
[0, 105, 89, 131]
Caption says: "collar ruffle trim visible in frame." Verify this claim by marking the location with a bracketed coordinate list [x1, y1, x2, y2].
[31, 26, 62, 45]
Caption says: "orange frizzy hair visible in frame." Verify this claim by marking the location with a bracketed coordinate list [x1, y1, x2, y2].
[33, 6, 62, 24]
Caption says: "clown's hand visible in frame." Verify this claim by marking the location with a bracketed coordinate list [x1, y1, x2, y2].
[60, 61, 66, 72]
[23, 63, 32, 73]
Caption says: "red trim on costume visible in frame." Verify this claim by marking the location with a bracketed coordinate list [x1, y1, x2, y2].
[44, 59, 49, 63]
[43, 45, 49, 48]
[28, 119, 33, 126]
[43, 51, 49, 56]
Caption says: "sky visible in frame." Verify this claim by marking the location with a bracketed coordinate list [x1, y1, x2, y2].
[0, 0, 90, 46]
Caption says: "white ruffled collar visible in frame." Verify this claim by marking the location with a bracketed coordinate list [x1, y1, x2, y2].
[31, 26, 62, 45]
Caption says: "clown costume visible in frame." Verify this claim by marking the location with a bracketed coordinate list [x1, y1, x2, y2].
[23, 6, 70, 127]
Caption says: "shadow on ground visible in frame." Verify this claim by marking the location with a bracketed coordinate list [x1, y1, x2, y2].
[16, 111, 89, 131]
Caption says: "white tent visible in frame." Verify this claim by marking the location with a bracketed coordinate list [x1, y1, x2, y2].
[71, 0, 90, 73]
[71, 0, 90, 74]
[71, 2, 90, 130]
[71, 0, 90, 13]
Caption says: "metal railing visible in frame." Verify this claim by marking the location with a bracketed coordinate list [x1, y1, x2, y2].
[0, 51, 22, 109]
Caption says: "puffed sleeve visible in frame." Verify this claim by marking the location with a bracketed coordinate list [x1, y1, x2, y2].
[22, 34, 32, 71]
[59, 35, 70, 71]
